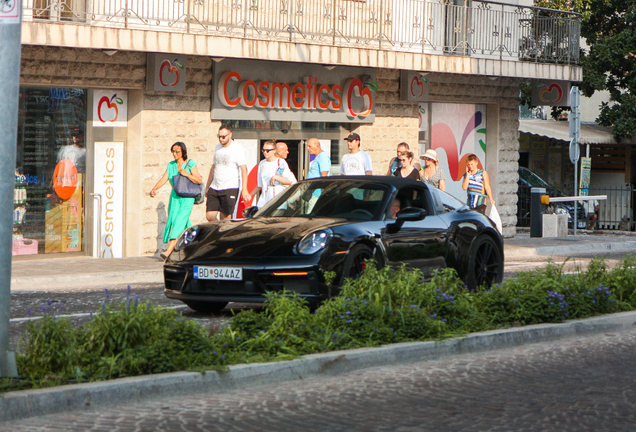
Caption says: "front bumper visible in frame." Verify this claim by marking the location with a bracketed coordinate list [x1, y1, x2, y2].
[164, 256, 329, 304]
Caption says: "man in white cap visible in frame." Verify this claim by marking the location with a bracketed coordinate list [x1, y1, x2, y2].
[420, 148, 446, 191]
[339, 133, 372, 176]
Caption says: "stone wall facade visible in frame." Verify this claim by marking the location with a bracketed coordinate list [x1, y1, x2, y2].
[19, 46, 521, 258]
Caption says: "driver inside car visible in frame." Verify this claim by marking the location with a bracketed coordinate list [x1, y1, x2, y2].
[391, 198, 401, 219]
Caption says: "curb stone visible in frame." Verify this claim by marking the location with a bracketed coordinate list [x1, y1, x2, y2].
[2, 310, 636, 423]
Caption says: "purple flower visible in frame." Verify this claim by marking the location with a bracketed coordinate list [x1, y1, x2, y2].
[104, 288, 110, 301]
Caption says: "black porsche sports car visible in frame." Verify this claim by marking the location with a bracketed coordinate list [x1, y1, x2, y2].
[164, 176, 504, 313]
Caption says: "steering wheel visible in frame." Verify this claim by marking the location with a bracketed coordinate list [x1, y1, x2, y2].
[350, 209, 373, 218]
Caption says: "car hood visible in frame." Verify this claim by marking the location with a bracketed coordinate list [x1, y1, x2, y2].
[179, 217, 351, 261]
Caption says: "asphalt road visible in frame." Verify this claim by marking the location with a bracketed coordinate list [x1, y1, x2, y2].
[2, 327, 635, 431]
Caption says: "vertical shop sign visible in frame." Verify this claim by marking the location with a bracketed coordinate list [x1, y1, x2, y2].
[94, 142, 124, 258]
[93, 90, 128, 127]
[146, 53, 187, 92]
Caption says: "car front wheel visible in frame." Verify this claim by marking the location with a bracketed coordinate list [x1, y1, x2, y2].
[466, 235, 503, 290]
[342, 244, 375, 283]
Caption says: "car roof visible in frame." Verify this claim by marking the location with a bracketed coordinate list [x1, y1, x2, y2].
[300, 175, 426, 189]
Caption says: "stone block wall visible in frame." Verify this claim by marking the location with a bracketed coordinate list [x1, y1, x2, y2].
[141, 56, 220, 255]
[358, 69, 420, 175]
[428, 73, 522, 237]
[21, 46, 146, 88]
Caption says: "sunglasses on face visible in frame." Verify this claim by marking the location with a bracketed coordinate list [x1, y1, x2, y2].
[218, 135, 229, 139]
[171, 149, 182, 154]
[399, 159, 408, 163]
[262, 148, 275, 153]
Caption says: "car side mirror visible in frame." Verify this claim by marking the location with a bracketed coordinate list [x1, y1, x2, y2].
[242, 206, 259, 218]
[396, 207, 427, 221]
[386, 207, 427, 234]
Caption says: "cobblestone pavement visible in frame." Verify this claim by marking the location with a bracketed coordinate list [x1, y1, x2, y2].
[3, 328, 636, 431]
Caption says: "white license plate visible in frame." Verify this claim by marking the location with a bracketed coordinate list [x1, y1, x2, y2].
[193, 266, 243, 280]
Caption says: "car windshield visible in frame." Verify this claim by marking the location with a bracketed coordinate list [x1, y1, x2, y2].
[256, 180, 390, 221]
[518, 167, 551, 188]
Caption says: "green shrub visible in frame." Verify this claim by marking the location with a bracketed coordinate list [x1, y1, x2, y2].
[18, 314, 81, 379]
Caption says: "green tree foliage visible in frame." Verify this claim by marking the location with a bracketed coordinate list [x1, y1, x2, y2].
[534, 0, 636, 140]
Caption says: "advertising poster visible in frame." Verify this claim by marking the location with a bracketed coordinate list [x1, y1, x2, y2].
[430, 103, 487, 203]
[579, 156, 592, 195]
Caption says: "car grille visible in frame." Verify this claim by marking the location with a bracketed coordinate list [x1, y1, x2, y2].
[164, 266, 187, 291]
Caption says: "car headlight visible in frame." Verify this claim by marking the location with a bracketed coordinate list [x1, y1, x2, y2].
[175, 226, 199, 251]
[296, 229, 333, 255]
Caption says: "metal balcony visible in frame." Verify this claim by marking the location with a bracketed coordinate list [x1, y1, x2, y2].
[23, 0, 580, 65]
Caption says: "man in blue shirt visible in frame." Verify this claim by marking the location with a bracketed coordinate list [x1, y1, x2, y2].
[306, 138, 331, 212]
[307, 138, 331, 178]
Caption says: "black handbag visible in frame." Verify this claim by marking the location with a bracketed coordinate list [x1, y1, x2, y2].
[172, 161, 203, 202]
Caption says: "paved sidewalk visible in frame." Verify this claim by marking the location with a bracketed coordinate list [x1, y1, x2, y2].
[10, 231, 636, 291]
[504, 231, 636, 258]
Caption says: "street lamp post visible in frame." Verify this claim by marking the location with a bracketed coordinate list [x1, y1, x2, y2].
[0, 0, 22, 378]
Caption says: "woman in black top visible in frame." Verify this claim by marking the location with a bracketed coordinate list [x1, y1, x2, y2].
[393, 151, 419, 180]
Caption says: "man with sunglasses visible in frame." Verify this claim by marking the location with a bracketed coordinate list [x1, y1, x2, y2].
[249, 140, 297, 208]
[205, 125, 251, 221]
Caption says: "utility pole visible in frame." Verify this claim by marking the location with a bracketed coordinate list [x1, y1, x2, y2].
[0, 0, 22, 378]
[569, 86, 581, 236]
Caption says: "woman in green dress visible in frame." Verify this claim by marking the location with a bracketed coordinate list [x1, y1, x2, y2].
[150, 142, 202, 260]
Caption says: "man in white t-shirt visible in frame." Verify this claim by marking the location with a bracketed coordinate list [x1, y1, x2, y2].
[339, 133, 372, 176]
[57, 127, 86, 173]
[205, 125, 251, 221]
[249, 140, 297, 208]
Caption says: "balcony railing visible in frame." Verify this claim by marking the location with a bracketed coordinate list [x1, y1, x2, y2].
[23, 0, 580, 64]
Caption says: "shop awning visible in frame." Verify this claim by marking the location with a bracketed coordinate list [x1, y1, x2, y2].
[519, 119, 636, 145]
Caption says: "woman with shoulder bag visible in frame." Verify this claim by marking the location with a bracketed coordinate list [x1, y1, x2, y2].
[150, 142, 202, 260]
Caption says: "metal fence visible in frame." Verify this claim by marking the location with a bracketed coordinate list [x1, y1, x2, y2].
[588, 187, 636, 231]
[516, 185, 636, 231]
[23, 0, 580, 64]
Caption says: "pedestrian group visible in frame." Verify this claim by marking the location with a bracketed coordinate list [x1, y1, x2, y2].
[150, 126, 494, 259]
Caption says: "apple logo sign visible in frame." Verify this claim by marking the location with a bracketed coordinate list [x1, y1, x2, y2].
[98, 94, 124, 123]
[159, 59, 184, 87]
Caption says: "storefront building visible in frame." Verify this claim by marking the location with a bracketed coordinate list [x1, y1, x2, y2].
[17, 1, 581, 258]
[14, 45, 526, 259]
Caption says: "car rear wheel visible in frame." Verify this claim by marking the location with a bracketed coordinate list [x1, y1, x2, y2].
[466, 235, 503, 290]
[342, 244, 375, 283]
[183, 300, 228, 314]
